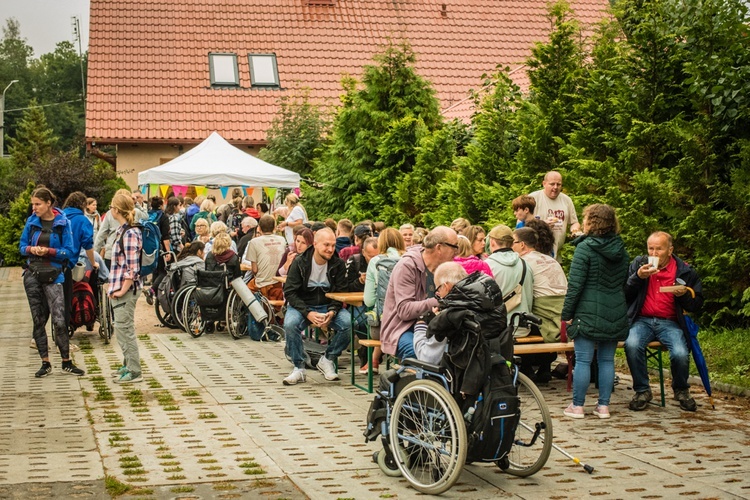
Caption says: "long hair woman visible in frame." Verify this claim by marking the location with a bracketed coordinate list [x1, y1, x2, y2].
[278, 193, 308, 244]
[21, 186, 84, 377]
[562, 204, 629, 419]
[108, 193, 144, 384]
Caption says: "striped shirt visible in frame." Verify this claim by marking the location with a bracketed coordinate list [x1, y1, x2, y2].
[109, 226, 143, 295]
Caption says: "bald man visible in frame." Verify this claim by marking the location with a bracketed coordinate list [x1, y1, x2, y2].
[282, 228, 351, 385]
[529, 171, 581, 261]
[380, 226, 460, 361]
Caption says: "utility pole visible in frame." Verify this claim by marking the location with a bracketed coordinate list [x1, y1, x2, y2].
[71, 16, 86, 101]
[1, 80, 19, 158]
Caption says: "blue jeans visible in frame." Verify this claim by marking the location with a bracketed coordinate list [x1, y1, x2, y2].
[396, 330, 416, 361]
[284, 305, 352, 369]
[626, 317, 689, 393]
[572, 336, 618, 407]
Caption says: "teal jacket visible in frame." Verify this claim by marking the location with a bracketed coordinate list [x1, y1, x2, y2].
[561, 233, 630, 341]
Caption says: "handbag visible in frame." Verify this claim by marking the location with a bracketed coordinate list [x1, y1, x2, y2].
[502, 260, 526, 312]
[28, 260, 62, 284]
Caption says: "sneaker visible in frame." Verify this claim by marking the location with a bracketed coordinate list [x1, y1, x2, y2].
[142, 288, 154, 305]
[628, 390, 653, 411]
[35, 362, 52, 378]
[674, 389, 697, 412]
[111, 366, 128, 379]
[317, 356, 339, 381]
[282, 368, 306, 386]
[563, 404, 585, 419]
[29, 338, 37, 349]
[114, 371, 143, 384]
[593, 405, 611, 419]
[62, 361, 85, 376]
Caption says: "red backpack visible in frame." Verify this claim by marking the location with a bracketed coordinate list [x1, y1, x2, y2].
[71, 271, 96, 329]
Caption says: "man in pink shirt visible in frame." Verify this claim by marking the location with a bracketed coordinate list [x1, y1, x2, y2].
[624, 232, 703, 412]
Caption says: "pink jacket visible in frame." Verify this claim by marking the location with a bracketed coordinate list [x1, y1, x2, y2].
[454, 256, 494, 278]
[380, 248, 439, 356]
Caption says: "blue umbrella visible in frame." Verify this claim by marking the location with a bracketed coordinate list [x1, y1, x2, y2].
[683, 310, 714, 410]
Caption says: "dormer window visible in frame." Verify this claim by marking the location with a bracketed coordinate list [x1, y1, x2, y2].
[209, 53, 240, 86]
[249, 54, 280, 87]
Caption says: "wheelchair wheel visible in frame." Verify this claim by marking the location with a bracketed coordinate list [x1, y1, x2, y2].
[389, 379, 467, 495]
[154, 294, 178, 329]
[171, 285, 192, 332]
[182, 287, 205, 338]
[98, 284, 113, 344]
[502, 372, 552, 477]
[376, 447, 405, 478]
[226, 290, 248, 339]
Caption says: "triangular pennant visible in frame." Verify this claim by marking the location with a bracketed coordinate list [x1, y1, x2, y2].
[293, 187, 301, 197]
[219, 186, 229, 199]
[159, 185, 169, 197]
[149, 184, 159, 196]
[140, 185, 148, 195]
[245, 187, 254, 196]
[174, 185, 187, 197]
[196, 186, 207, 197]
[263, 187, 277, 201]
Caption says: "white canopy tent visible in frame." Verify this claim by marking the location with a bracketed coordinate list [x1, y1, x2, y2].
[138, 131, 300, 188]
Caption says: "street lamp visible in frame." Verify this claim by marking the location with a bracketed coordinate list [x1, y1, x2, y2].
[1, 79, 19, 158]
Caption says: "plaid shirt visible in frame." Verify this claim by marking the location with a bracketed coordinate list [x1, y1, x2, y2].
[169, 213, 183, 253]
[109, 226, 143, 295]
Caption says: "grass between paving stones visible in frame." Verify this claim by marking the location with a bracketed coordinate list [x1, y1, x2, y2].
[236, 456, 265, 475]
[154, 390, 180, 411]
[104, 475, 131, 496]
[119, 455, 146, 476]
[170, 486, 195, 493]
[91, 376, 114, 402]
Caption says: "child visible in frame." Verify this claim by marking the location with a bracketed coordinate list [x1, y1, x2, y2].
[512, 195, 537, 229]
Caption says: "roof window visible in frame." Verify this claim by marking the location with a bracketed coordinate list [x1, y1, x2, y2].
[249, 54, 280, 87]
[209, 53, 240, 86]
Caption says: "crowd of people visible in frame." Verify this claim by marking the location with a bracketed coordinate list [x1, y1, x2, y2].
[19, 170, 705, 416]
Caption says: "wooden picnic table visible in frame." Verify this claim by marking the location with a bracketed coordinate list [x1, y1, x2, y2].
[324, 292, 365, 308]
[325, 292, 371, 392]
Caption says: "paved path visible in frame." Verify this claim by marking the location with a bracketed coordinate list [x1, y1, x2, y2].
[1, 267, 749, 499]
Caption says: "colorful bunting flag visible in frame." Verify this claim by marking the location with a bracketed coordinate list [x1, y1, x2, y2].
[219, 186, 229, 199]
[149, 184, 159, 196]
[196, 186, 207, 197]
[173, 185, 187, 197]
[140, 185, 148, 195]
[244, 186, 253, 197]
[159, 185, 169, 197]
[263, 187, 277, 201]
[293, 187, 301, 197]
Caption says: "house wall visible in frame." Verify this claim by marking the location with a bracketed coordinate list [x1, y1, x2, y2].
[115, 142, 265, 204]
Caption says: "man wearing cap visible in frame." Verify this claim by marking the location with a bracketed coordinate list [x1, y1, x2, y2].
[624, 231, 703, 412]
[380, 226, 459, 361]
[339, 224, 372, 261]
[486, 225, 534, 333]
[529, 171, 581, 261]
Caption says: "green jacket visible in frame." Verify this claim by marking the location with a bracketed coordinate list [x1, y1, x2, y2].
[561, 233, 630, 341]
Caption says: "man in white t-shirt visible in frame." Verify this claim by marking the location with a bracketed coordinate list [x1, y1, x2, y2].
[529, 171, 581, 261]
[242, 215, 287, 300]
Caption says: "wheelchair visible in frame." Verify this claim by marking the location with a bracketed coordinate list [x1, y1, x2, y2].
[180, 268, 231, 338]
[224, 283, 281, 341]
[154, 253, 181, 329]
[97, 278, 113, 343]
[366, 312, 553, 495]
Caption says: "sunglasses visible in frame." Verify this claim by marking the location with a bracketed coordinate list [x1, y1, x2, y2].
[442, 242, 459, 250]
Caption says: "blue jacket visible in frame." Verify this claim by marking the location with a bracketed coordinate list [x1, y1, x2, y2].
[19, 208, 75, 284]
[63, 207, 95, 266]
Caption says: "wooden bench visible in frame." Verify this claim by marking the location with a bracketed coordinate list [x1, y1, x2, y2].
[514, 340, 667, 406]
[358, 339, 381, 393]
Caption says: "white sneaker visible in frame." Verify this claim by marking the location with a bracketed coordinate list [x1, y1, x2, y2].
[283, 368, 306, 386]
[316, 356, 339, 381]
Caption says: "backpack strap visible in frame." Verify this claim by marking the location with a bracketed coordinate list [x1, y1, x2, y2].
[518, 259, 526, 286]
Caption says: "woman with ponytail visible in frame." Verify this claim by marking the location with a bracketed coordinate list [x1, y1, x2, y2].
[108, 193, 143, 384]
[174, 241, 206, 287]
[20, 186, 84, 378]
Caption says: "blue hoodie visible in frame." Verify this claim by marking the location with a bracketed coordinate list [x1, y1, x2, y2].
[19, 208, 75, 284]
[63, 206, 95, 266]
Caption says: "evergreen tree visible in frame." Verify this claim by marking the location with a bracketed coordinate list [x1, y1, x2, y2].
[8, 99, 58, 171]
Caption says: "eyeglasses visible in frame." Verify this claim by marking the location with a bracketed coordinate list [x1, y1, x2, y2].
[442, 242, 459, 250]
[436, 283, 446, 297]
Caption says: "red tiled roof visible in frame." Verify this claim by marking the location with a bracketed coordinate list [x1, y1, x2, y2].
[86, 0, 610, 144]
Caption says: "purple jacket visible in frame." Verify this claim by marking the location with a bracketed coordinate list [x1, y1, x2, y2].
[454, 255, 494, 278]
[380, 247, 439, 355]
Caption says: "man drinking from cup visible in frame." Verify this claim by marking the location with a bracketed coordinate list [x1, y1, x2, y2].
[624, 231, 703, 412]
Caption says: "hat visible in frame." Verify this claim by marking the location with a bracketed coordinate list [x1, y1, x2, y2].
[354, 224, 372, 238]
[310, 221, 327, 232]
[488, 225, 512, 240]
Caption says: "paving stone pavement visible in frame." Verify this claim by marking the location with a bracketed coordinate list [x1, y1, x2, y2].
[1, 266, 749, 499]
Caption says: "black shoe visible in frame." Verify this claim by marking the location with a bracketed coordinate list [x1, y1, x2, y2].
[628, 390, 653, 411]
[62, 361, 85, 376]
[551, 363, 568, 380]
[142, 288, 154, 305]
[35, 362, 52, 378]
[534, 370, 552, 384]
[674, 389, 697, 412]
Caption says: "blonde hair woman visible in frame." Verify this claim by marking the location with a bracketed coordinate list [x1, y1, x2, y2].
[454, 235, 493, 277]
[278, 193, 308, 244]
[450, 217, 471, 236]
[205, 232, 241, 280]
[190, 198, 217, 233]
[109, 193, 144, 384]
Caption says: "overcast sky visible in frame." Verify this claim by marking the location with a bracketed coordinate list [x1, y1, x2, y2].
[3, 0, 90, 58]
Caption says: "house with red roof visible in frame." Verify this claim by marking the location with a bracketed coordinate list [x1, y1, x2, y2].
[85, 0, 610, 191]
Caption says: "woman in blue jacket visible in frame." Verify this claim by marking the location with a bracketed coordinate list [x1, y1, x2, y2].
[20, 186, 85, 378]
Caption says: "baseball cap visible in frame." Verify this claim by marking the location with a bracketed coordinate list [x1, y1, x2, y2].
[354, 224, 372, 237]
[488, 225, 512, 240]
